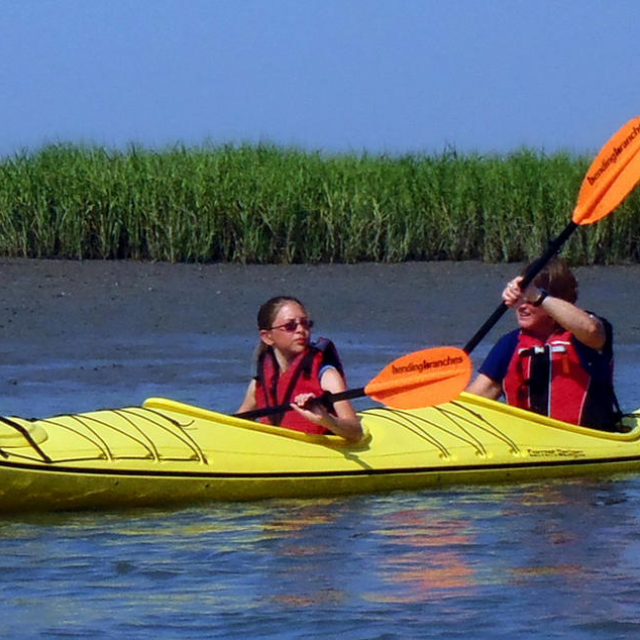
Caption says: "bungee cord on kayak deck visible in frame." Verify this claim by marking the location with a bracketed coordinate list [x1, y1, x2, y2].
[0, 415, 51, 462]
[370, 407, 489, 458]
[0, 407, 210, 465]
[444, 402, 520, 454]
[363, 403, 522, 459]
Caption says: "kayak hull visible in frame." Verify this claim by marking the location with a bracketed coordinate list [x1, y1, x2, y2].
[1, 393, 639, 513]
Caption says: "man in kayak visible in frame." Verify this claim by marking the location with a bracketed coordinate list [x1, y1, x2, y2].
[237, 296, 364, 442]
[467, 258, 620, 430]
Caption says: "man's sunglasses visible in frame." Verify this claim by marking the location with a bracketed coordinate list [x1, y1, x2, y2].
[269, 318, 314, 332]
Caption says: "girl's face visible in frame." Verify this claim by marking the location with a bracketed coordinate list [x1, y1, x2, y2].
[260, 301, 312, 362]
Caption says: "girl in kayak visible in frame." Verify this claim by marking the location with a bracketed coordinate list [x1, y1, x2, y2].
[237, 296, 363, 441]
[467, 258, 620, 430]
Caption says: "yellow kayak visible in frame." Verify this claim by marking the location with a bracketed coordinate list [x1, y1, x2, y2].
[0, 392, 639, 513]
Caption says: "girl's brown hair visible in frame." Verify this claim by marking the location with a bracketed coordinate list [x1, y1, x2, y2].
[256, 295, 306, 330]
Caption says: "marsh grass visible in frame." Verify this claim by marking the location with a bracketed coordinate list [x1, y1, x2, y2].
[0, 143, 638, 264]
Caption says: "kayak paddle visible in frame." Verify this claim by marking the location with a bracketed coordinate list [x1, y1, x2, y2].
[235, 345, 472, 420]
[464, 115, 640, 354]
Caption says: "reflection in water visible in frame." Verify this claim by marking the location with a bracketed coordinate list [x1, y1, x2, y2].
[366, 507, 479, 602]
[1, 481, 640, 637]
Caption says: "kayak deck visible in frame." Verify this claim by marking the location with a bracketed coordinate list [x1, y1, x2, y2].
[0, 393, 639, 512]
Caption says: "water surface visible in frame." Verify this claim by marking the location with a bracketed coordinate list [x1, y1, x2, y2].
[2, 480, 640, 638]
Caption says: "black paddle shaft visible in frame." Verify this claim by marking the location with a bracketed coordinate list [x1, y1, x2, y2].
[234, 386, 366, 421]
[463, 221, 578, 355]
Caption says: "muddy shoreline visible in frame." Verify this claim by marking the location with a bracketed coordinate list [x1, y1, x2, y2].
[2, 258, 640, 341]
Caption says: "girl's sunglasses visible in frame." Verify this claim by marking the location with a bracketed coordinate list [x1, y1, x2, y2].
[269, 318, 314, 332]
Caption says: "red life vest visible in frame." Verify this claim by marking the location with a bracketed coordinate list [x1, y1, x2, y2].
[254, 338, 345, 435]
[503, 329, 594, 425]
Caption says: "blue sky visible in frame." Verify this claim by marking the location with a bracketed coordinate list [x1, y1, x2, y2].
[1, 0, 638, 158]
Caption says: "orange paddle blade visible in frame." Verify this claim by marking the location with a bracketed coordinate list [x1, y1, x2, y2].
[573, 116, 640, 225]
[364, 346, 472, 409]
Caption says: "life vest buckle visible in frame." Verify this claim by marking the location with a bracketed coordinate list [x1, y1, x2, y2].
[518, 344, 568, 358]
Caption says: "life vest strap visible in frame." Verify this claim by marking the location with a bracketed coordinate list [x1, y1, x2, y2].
[518, 344, 567, 357]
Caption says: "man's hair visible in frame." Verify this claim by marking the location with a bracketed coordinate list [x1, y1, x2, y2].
[525, 257, 578, 303]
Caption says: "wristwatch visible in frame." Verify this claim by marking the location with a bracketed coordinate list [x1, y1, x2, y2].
[532, 289, 549, 307]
